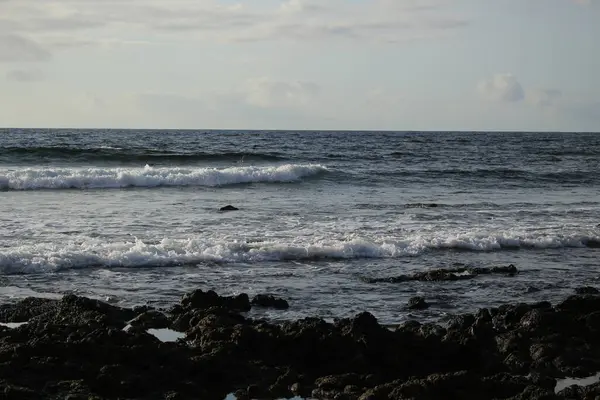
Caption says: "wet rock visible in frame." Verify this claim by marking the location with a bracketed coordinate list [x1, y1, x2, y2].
[508, 385, 559, 400]
[407, 296, 430, 310]
[246, 384, 260, 398]
[364, 264, 519, 283]
[132, 305, 154, 314]
[576, 286, 600, 295]
[251, 294, 290, 310]
[405, 203, 439, 208]
[290, 381, 311, 397]
[219, 205, 239, 212]
[3, 287, 600, 399]
[128, 310, 170, 330]
[585, 238, 600, 248]
[556, 294, 600, 314]
[0, 297, 57, 322]
[557, 380, 600, 399]
[180, 289, 251, 313]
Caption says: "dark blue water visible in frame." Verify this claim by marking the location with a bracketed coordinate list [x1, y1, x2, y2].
[1, 129, 599, 324]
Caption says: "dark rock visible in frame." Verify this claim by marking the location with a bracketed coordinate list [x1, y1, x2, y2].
[585, 238, 600, 248]
[364, 264, 519, 283]
[290, 382, 310, 397]
[407, 296, 430, 310]
[132, 305, 154, 314]
[251, 294, 290, 310]
[219, 205, 239, 212]
[576, 286, 600, 295]
[246, 384, 260, 398]
[556, 294, 600, 314]
[584, 311, 600, 332]
[0, 297, 57, 322]
[180, 289, 251, 312]
[128, 310, 170, 330]
[557, 380, 600, 399]
[2, 287, 600, 399]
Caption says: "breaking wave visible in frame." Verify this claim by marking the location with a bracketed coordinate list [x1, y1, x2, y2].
[0, 164, 328, 190]
[1, 232, 598, 274]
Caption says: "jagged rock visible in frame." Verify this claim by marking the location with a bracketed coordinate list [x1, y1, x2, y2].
[407, 296, 430, 310]
[1, 288, 600, 399]
[180, 289, 251, 313]
[575, 286, 600, 295]
[128, 310, 170, 330]
[0, 297, 57, 322]
[364, 264, 519, 283]
[251, 294, 290, 310]
[556, 294, 600, 314]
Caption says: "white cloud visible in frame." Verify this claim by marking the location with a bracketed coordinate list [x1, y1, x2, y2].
[241, 77, 320, 108]
[477, 73, 525, 102]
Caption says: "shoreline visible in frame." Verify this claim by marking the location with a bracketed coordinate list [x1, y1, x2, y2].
[1, 284, 600, 399]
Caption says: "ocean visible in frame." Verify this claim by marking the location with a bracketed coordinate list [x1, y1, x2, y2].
[1, 129, 599, 325]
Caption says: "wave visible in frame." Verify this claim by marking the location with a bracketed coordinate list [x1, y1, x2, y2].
[355, 200, 600, 211]
[0, 146, 287, 164]
[1, 233, 598, 274]
[374, 167, 599, 185]
[0, 164, 327, 190]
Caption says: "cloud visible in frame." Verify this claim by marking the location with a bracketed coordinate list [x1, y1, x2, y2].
[0, 34, 51, 62]
[241, 77, 320, 108]
[477, 73, 525, 102]
[526, 88, 562, 107]
[0, 0, 469, 48]
[6, 68, 44, 82]
[476, 73, 599, 129]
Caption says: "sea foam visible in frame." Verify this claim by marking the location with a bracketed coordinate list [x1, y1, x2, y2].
[0, 163, 327, 190]
[1, 232, 598, 274]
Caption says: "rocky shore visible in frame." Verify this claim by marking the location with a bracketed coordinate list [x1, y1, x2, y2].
[1, 267, 600, 399]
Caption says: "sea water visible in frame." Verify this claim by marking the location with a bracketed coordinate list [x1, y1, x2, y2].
[1, 129, 599, 324]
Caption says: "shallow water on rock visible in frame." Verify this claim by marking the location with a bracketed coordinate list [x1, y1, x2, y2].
[147, 328, 186, 342]
[0, 322, 27, 328]
[555, 372, 600, 393]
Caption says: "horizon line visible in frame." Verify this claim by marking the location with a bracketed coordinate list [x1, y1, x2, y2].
[1, 127, 598, 134]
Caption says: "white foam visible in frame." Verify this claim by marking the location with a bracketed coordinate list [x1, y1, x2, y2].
[0, 232, 598, 273]
[0, 322, 28, 329]
[0, 163, 327, 190]
[555, 372, 600, 393]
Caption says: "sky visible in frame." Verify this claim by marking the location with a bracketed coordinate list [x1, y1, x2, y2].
[0, 0, 599, 131]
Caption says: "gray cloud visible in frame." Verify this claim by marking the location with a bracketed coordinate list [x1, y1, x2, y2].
[6, 68, 44, 82]
[0, 34, 51, 62]
[0, 0, 469, 48]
